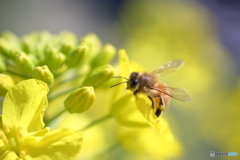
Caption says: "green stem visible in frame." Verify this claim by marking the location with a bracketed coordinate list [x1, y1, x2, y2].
[48, 87, 78, 102]
[80, 114, 112, 131]
[7, 69, 30, 79]
[45, 109, 67, 126]
[50, 74, 82, 91]
[92, 142, 119, 159]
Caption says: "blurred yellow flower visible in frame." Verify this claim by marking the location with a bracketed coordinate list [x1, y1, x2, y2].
[109, 50, 183, 159]
[119, 1, 239, 159]
[111, 49, 177, 131]
[0, 29, 187, 159]
[118, 125, 182, 159]
[0, 79, 82, 159]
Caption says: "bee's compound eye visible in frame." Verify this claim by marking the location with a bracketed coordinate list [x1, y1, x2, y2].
[130, 78, 138, 88]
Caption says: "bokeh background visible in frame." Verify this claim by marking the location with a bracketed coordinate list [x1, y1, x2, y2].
[1, 0, 239, 160]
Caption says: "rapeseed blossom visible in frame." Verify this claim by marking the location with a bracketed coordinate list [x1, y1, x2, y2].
[109, 50, 182, 159]
[0, 79, 82, 159]
[0, 31, 183, 159]
[111, 49, 172, 131]
[120, 1, 239, 159]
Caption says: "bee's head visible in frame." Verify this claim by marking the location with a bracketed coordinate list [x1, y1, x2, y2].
[110, 72, 139, 91]
[127, 72, 139, 91]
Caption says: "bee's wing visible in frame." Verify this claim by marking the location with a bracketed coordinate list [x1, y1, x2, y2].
[151, 59, 184, 76]
[148, 85, 192, 102]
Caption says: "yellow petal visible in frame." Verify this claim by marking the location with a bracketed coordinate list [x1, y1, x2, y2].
[136, 95, 166, 131]
[0, 149, 18, 160]
[22, 128, 83, 160]
[118, 49, 130, 77]
[33, 128, 50, 136]
[110, 92, 149, 127]
[2, 79, 49, 133]
[0, 115, 3, 130]
[0, 115, 18, 159]
[119, 126, 182, 159]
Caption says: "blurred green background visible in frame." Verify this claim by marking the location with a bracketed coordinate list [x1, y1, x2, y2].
[1, 0, 239, 160]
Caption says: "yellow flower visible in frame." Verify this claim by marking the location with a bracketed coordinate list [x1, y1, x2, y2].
[110, 50, 182, 159]
[111, 49, 172, 131]
[0, 79, 83, 160]
[118, 125, 182, 159]
[120, 1, 240, 158]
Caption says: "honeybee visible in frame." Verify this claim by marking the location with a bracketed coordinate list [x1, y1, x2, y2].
[110, 59, 192, 117]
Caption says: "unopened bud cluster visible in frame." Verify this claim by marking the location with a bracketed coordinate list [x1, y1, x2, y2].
[0, 31, 116, 114]
[0, 31, 116, 77]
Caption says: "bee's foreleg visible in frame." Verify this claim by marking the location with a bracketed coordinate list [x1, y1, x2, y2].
[133, 90, 139, 100]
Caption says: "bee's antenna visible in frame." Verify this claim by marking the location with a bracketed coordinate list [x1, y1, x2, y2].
[110, 81, 128, 88]
[112, 76, 129, 81]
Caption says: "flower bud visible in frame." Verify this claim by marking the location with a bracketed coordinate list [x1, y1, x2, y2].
[58, 31, 77, 44]
[66, 44, 89, 68]
[64, 86, 95, 113]
[21, 38, 35, 54]
[82, 64, 114, 88]
[1, 31, 18, 41]
[0, 74, 15, 96]
[0, 56, 7, 72]
[14, 51, 35, 74]
[60, 42, 75, 57]
[44, 46, 66, 71]
[91, 43, 116, 68]
[0, 38, 13, 58]
[33, 65, 54, 86]
[80, 33, 101, 56]
[1, 31, 19, 47]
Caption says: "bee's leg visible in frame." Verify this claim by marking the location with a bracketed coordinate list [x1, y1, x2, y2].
[148, 96, 161, 117]
[155, 108, 162, 117]
[148, 96, 154, 109]
[149, 94, 165, 117]
[133, 90, 139, 100]
[158, 95, 166, 111]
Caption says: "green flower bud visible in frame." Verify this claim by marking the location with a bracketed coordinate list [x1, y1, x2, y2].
[0, 56, 7, 72]
[80, 33, 101, 57]
[0, 38, 13, 58]
[60, 42, 75, 57]
[58, 31, 77, 45]
[66, 44, 89, 68]
[91, 43, 116, 68]
[82, 64, 114, 88]
[21, 38, 35, 54]
[14, 51, 35, 74]
[0, 74, 15, 96]
[21, 35, 45, 61]
[1, 31, 19, 46]
[33, 65, 54, 86]
[44, 46, 66, 71]
[64, 86, 95, 113]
